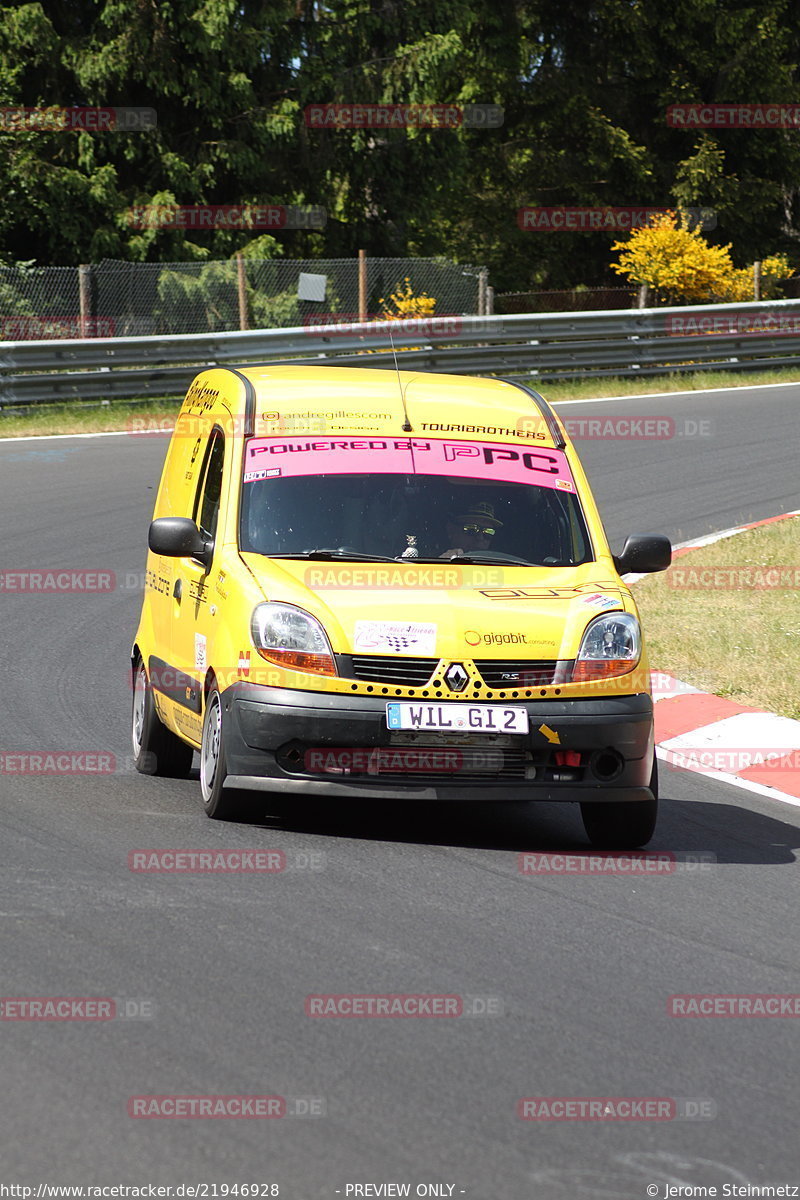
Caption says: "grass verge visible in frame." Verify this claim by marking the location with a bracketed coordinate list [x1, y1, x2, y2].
[1, 366, 799, 439]
[541, 365, 800, 404]
[634, 516, 800, 719]
[0, 398, 180, 439]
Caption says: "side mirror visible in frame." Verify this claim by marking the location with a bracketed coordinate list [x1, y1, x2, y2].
[149, 517, 213, 571]
[613, 533, 672, 575]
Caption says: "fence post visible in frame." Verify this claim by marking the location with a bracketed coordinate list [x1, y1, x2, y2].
[478, 268, 488, 315]
[486, 285, 495, 315]
[358, 250, 367, 321]
[78, 264, 92, 337]
[236, 253, 249, 330]
[753, 261, 761, 302]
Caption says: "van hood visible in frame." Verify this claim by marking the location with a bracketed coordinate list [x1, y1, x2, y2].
[240, 554, 633, 662]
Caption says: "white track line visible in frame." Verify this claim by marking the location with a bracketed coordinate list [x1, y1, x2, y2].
[0, 428, 139, 444]
[1, 377, 800, 442]
[657, 748, 800, 810]
[552, 377, 800, 405]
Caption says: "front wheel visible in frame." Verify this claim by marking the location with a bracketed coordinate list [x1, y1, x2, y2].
[132, 656, 194, 778]
[580, 756, 659, 849]
[200, 686, 250, 821]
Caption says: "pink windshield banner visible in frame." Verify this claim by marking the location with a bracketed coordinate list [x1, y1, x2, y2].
[243, 437, 575, 493]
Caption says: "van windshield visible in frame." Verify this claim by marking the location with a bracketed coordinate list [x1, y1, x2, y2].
[239, 436, 593, 567]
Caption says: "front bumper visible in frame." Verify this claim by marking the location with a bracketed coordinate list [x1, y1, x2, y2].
[220, 682, 655, 803]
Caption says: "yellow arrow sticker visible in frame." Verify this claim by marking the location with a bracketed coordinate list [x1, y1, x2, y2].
[538, 723, 561, 745]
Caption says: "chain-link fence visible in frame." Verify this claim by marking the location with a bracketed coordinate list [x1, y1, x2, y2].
[495, 286, 638, 313]
[0, 257, 487, 339]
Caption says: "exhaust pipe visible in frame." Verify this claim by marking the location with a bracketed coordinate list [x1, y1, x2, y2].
[589, 748, 625, 782]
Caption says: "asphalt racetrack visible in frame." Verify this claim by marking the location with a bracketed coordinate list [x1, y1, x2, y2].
[1, 381, 799, 1197]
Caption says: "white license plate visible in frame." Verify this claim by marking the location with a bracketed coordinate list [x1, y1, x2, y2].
[386, 702, 528, 734]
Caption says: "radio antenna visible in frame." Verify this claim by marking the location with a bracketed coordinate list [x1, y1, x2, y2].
[389, 325, 413, 432]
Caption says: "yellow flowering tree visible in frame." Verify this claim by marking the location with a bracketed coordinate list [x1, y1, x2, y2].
[379, 278, 437, 319]
[611, 212, 793, 304]
[718, 254, 793, 302]
[611, 211, 735, 303]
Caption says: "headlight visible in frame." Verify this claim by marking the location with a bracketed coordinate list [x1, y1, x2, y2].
[572, 612, 641, 682]
[251, 603, 337, 676]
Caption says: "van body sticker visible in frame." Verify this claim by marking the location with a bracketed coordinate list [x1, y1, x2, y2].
[244, 466, 282, 482]
[354, 620, 436, 656]
[242, 437, 576, 493]
[194, 633, 207, 671]
[479, 583, 621, 601]
[580, 593, 620, 610]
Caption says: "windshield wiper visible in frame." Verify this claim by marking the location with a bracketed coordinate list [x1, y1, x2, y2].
[412, 553, 542, 566]
[270, 549, 402, 562]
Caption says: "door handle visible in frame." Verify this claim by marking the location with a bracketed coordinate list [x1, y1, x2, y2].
[173, 579, 183, 602]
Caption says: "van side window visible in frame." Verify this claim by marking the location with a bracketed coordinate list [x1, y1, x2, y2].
[193, 429, 225, 546]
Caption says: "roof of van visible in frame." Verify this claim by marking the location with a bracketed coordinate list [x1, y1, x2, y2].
[236, 365, 561, 446]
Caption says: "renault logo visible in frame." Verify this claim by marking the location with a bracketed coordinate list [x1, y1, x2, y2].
[444, 663, 469, 692]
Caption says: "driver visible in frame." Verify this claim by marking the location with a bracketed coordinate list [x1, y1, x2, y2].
[439, 501, 503, 558]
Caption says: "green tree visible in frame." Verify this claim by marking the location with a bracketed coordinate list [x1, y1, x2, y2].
[0, 0, 307, 263]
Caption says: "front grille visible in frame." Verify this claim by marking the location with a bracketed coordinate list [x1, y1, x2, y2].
[279, 744, 530, 779]
[347, 655, 439, 687]
[473, 659, 561, 689]
[277, 741, 588, 784]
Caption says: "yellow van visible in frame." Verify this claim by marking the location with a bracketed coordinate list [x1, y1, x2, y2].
[131, 365, 670, 847]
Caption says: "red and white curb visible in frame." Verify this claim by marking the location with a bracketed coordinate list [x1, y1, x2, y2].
[643, 509, 800, 807]
[653, 674, 800, 807]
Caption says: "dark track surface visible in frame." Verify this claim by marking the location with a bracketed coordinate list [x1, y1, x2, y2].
[1, 383, 798, 1197]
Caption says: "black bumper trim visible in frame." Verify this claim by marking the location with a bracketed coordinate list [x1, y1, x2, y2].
[219, 681, 654, 802]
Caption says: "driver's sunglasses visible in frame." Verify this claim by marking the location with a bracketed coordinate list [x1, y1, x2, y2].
[462, 523, 496, 536]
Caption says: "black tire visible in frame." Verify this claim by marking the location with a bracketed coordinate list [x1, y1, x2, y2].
[131, 656, 194, 778]
[199, 685, 250, 820]
[580, 755, 659, 849]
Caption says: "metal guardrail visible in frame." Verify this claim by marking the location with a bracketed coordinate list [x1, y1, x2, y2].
[2, 299, 800, 407]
